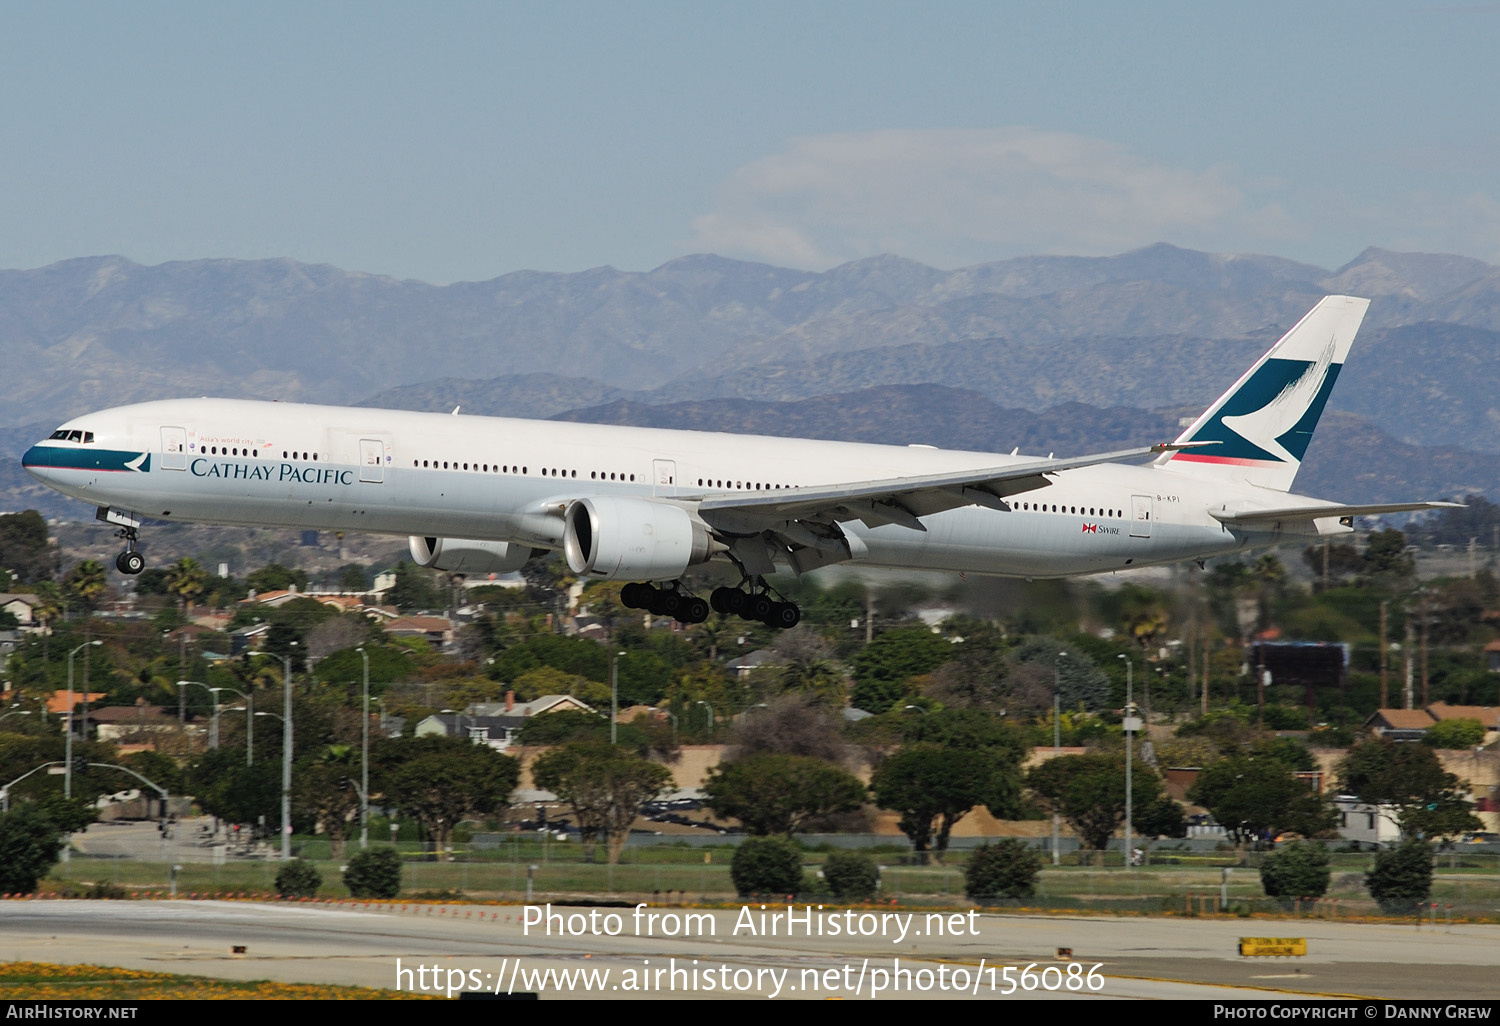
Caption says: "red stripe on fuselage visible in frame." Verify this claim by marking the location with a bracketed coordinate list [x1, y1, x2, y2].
[1169, 453, 1281, 468]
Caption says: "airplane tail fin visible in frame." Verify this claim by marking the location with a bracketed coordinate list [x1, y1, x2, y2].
[1154, 294, 1369, 492]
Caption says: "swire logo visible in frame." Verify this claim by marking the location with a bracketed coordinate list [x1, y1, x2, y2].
[1081, 523, 1098, 534]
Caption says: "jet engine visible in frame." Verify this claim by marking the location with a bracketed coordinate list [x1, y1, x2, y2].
[562, 496, 717, 580]
[408, 536, 536, 574]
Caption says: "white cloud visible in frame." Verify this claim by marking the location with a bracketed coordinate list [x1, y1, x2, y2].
[687, 127, 1296, 269]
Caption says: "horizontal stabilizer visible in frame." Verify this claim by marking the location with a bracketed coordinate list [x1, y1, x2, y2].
[1210, 501, 1463, 526]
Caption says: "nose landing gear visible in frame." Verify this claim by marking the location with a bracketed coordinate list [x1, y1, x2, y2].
[97, 507, 146, 575]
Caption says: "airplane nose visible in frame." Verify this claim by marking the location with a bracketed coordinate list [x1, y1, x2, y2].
[21, 444, 59, 484]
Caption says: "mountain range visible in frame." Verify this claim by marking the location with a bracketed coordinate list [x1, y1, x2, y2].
[2, 243, 1498, 519]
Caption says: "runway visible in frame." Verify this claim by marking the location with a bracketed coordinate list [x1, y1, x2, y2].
[3, 899, 1496, 1000]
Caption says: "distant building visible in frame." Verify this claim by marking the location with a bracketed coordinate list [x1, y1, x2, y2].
[1333, 795, 1403, 848]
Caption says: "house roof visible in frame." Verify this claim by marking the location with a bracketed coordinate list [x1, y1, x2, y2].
[47, 690, 107, 714]
[1365, 709, 1437, 730]
[87, 705, 180, 725]
[1427, 703, 1500, 730]
[385, 616, 452, 633]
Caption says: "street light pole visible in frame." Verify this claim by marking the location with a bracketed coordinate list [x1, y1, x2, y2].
[65, 641, 101, 799]
[358, 646, 369, 850]
[1119, 653, 1136, 868]
[281, 642, 297, 861]
[610, 650, 625, 744]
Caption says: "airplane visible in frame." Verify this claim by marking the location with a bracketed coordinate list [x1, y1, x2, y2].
[21, 294, 1456, 629]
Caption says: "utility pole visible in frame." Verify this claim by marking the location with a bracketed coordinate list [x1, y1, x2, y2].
[1379, 601, 1389, 709]
[358, 646, 370, 850]
[1052, 652, 1065, 866]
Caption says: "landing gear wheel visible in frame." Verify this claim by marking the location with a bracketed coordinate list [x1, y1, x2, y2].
[724, 588, 749, 617]
[621, 582, 649, 609]
[679, 597, 710, 624]
[116, 551, 145, 575]
[710, 587, 737, 615]
[745, 593, 773, 622]
[766, 601, 801, 629]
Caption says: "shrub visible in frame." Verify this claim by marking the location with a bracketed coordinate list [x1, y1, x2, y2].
[275, 858, 322, 898]
[822, 851, 879, 901]
[0, 806, 67, 895]
[344, 845, 403, 899]
[1366, 839, 1433, 914]
[964, 839, 1041, 900]
[1259, 840, 1331, 899]
[730, 837, 803, 896]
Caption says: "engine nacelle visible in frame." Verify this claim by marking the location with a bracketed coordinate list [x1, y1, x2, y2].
[563, 496, 714, 581]
[408, 536, 535, 574]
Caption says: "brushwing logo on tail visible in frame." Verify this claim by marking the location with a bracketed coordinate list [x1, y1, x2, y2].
[1178, 336, 1340, 467]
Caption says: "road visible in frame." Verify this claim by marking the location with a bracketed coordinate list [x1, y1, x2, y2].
[3, 899, 1497, 1000]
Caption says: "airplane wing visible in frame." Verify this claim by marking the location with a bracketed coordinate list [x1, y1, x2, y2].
[686, 441, 1192, 574]
[696, 441, 1190, 530]
[1209, 501, 1463, 526]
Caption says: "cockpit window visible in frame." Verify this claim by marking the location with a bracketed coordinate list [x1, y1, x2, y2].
[48, 429, 94, 443]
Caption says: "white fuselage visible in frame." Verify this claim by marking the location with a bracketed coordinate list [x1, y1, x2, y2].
[23, 397, 1337, 579]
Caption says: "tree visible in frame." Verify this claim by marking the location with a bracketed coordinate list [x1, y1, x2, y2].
[0, 805, 67, 893]
[869, 744, 1001, 863]
[64, 559, 107, 614]
[189, 750, 282, 830]
[29, 582, 63, 660]
[292, 745, 362, 859]
[275, 859, 322, 898]
[1136, 793, 1188, 842]
[850, 628, 957, 713]
[821, 851, 879, 900]
[387, 562, 443, 613]
[1339, 738, 1482, 841]
[729, 694, 849, 764]
[1363, 529, 1415, 582]
[246, 564, 309, 594]
[1302, 541, 1364, 590]
[1027, 754, 1165, 853]
[344, 845, 402, 898]
[0, 510, 56, 582]
[531, 742, 671, 864]
[1366, 838, 1433, 914]
[1422, 719, 1486, 750]
[374, 735, 519, 861]
[777, 655, 849, 706]
[964, 839, 1041, 900]
[730, 837, 803, 896]
[702, 754, 866, 838]
[338, 564, 371, 592]
[1188, 755, 1335, 846]
[1259, 840, 1331, 899]
[165, 558, 208, 615]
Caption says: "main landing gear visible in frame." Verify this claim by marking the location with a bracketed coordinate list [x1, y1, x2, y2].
[620, 582, 710, 624]
[710, 580, 801, 630]
[619, 580, 803, 629]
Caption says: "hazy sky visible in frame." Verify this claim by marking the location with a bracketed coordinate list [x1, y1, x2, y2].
[3, 1, 1498, 281]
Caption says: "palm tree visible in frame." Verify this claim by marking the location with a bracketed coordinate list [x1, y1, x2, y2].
[65, 559, 107, 615]
[29, 581, 63, 661]
[166, 557, 208, 617]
